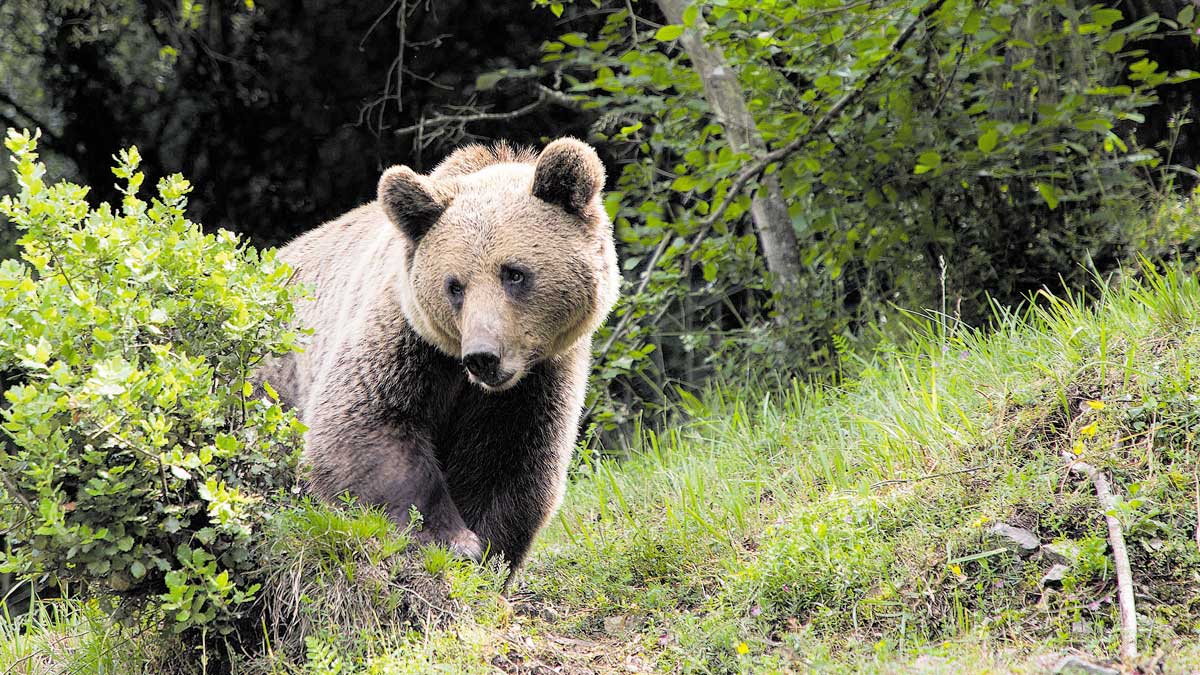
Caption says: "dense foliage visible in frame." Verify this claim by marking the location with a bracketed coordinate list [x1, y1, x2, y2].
[537, 0, 1200, 433]
[0, 130, 305, 636]
[0, 0, 591, 249]
[2, 1, 1199, 442]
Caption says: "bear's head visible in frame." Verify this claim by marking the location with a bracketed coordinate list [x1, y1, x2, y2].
[378, 138, 620, 392]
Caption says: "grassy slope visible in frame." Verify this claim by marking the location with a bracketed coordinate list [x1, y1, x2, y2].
[5, 266, 1200, 674]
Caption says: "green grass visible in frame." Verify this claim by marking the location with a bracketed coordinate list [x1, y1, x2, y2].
[0, 597, 146, 673]
[5, 263, 1200, 673]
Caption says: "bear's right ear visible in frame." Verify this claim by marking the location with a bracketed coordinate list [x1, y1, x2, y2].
[532, 138, 605, 217]
[378, 166, 452, 242]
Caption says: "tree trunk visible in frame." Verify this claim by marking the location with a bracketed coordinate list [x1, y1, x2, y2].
[656, 0, 803, 288]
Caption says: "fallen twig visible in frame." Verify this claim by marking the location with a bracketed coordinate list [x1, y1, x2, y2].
[1194, 473, 1199, 554]
[869, 463, 988, 489]
[1063, 452, 1137, 664]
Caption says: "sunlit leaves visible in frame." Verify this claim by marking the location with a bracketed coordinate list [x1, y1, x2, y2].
[0, 130, 306, 635]
[1036, 182, 1060, 209]
[978, 128, 1000, 153]
[536, 0, 1191, 434]
[913, 151, 942, 175]
[655, 24, 685, 41]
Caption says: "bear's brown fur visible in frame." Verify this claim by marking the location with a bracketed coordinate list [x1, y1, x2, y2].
[259, 138, 619, 569]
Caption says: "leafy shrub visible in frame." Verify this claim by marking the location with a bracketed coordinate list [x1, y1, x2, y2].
[533, 0, 1200, 435]
[0, 129, 305, 636]
[1135, 183, 1200, 265]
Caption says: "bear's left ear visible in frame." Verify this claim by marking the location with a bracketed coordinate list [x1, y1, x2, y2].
[531, 138, 605, 217]
[378, 165, 454, 243]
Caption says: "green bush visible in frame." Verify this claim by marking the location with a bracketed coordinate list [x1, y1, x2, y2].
[0, 129, 306, 636]
[532, 0, 1200, 434]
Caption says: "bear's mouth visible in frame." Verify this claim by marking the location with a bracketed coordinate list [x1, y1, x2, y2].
[466, 368, 517, 392]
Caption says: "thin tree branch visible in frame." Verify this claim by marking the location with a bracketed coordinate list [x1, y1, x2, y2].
[593, 234, 673, 359]
[698, 0, 950, 231]
[392, 85, 578, 137]
[0, 470, 34, 515]
[0, 91, 57, 140]
[625, 0, 640, 45]
[1063, 452, 1138, 664]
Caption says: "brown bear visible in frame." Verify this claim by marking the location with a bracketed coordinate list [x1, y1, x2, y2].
[258, 138, 619, 570]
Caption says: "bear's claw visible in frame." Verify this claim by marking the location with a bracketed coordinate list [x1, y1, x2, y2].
[448, 529, 485, 563]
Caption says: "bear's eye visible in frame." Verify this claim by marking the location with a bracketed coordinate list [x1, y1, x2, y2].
[501, 265, 530, 288]
[445, 277, 465, 304]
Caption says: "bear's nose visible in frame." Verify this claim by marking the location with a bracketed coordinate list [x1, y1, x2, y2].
[462, 351, 502, 382]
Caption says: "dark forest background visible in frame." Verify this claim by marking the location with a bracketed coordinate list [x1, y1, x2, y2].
[0, 1, 599, 245]
[3, 0, 1200, 439]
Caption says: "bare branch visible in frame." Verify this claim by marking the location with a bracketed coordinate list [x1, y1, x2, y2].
[0, 470, 34, 515]
[698, 0, 950, 231]
[392, 85, 579, 138]
[625, 0, 640, 45]
[870, 463, 989, 489]
[1063, 451, 1138, 664]
[592, 233, 673, 361]
[0, 91, 57, 141]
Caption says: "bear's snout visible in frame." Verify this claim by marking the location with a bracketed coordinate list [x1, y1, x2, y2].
[463, 349, 500, 379]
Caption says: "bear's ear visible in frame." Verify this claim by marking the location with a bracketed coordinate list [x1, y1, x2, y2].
[531, 138, 605, 217]
[378, 165, 452, 242]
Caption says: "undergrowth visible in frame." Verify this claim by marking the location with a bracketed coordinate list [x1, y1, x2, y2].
[6, 266, 1200, 673]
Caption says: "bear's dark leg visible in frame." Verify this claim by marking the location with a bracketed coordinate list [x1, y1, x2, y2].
[305, 403, 483, 561]
[469, 488, 555, 573]
[439, 367, 575, 573]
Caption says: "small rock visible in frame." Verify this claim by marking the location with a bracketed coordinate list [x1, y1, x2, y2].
[603, 614, 628, 635]
[512, 599, 560, 622]
[1041, 540, 1082, 566]
[987, 523, 1041, 557]
[1041, 563, 1069, 587]
[1053, 655, 1120, 675]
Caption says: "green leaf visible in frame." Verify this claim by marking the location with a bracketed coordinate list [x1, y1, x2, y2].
[561, 33, 587, 48]
[1099, 33, 1125, 54]
[24, 337, 52, 366]
[1092, 8, 1124, 27]
[978, 129, 1000, 153]
[475, 71, 505, 92]
[913, 151, 942, 175]
[963, 10, 981, 35]
[1036, 183, 1059, 209]
[655, 24, 686, 41]
[549, 2, 564, 18]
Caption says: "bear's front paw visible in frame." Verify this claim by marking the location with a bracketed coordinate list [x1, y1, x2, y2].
[415, 526, 485, 563]
[448, 529, 485, 563]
